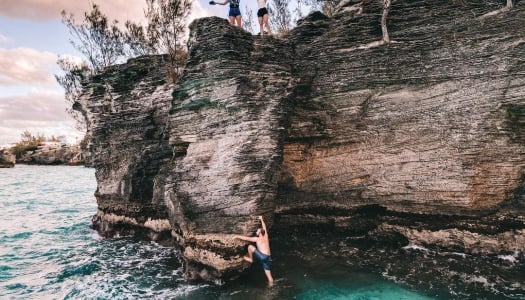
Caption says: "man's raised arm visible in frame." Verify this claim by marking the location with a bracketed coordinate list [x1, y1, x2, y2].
[258, 216, 267, 232]
[234, 235, 257, 243]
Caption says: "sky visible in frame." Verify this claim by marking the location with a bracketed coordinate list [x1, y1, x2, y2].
[0, 0, 266, 147]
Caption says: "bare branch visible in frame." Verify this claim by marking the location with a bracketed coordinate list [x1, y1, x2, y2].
[480, 0, 513, 19]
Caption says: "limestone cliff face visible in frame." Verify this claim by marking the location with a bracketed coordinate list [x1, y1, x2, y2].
[77, 55, 174, 240]
[280, 0, 525, 216]
[77, 0, 525, 283]
[163, 18, 294, 280]
[277, 0, 525, 245]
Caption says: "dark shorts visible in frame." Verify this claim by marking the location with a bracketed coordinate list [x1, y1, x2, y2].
[229, 7, 241, 17]
[257, 7, 268, 18]
[253, 248, 272, 270]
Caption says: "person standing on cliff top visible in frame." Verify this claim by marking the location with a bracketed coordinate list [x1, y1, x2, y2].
[256, 0, 272, 35]
[234, 215, 274, 285]
[213, 0, 242, 27]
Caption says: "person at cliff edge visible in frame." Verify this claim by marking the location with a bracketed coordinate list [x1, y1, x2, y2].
[234, 215, 274, 285]
[210, 0, 242, 27]
[256, 0, 272, 35]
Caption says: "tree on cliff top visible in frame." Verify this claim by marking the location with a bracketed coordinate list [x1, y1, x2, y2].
[57, 1, 193, 131]
[61, 3, 125, 72]
[125, 0, 193, 81]
[58, 3, 125, 133]
[357, 0, 392, 49]
[60, 1, 193, 74]
[55, 57, 89, 132]
[296, 0, 341, 17]
[269, 0, 292, 34]
[481, 0, 514, 18]
[242, 5, 256, 33]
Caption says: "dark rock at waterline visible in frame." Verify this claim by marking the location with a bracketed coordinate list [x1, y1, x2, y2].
[77, 0, 525, 283]
[0, 149, 15, 168]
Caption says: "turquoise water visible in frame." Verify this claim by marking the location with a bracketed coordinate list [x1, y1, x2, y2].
[1, 165, 523, 299]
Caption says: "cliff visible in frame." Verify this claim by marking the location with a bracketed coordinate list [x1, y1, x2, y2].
[76, 0, 525, 283]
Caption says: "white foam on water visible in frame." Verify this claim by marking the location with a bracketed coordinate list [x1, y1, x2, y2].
[89, 232, 102, 241]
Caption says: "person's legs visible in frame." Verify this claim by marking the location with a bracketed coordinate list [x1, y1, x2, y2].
[258, 16, 264, 34]
[235, 15, 242, 27]
[264, 270, 274, 285]
[253, 248, 274, 285]
[228, 16, 235, 26]
[263, 14, 272, 34]
[244, 245, 255, 263]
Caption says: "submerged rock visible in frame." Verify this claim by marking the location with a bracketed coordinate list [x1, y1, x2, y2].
[77, 1, 525, 283]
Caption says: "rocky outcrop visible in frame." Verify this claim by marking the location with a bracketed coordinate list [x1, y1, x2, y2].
[0, 149, 15, 168]
[76, 55, 174, 241]
[276, 0, 525, 256]
[17, 144, 83, 165]
[164, 17, 294, 280]
[77, 0, 525, 283]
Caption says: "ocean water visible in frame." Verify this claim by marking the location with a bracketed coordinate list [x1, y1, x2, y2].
[1, 165, 523, 299]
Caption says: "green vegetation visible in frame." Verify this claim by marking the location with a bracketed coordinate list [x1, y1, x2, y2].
[9, 131, 65, 159]
[269, 0, 341, 34]
[57, 0, 193, 130]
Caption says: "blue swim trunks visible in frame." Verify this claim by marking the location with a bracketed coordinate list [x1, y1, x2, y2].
[229, 7, 241, 17]
[253, 248, 272, 270]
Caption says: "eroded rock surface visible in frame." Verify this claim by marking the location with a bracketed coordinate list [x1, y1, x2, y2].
[76, 55, 175, 241]
[277, 0, 525, 254]
[77, 1, 525, 283]
[162, 17, 293, 280]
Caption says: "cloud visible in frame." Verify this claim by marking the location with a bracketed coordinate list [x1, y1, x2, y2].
[0, 34, 14, 44]
[0, 88, 80, 145]
[191, 1, 213, 20]
[0, 0, 145, 23]
[0, 90, 69, 122]
[0, 1, 215, 26]
[0, 0, 217, 147]
[0, 47, 57, 87]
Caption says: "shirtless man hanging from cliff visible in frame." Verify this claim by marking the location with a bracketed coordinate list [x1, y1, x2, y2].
[234, 215, 274, 285]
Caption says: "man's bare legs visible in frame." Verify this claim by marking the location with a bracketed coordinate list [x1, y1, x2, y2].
[244, 244, 255, 263]
[264, 270, 274, 285]
[244, 245, 274, 285]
